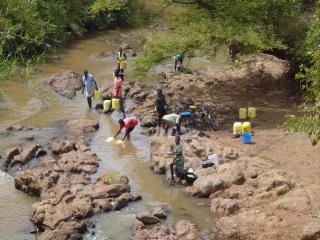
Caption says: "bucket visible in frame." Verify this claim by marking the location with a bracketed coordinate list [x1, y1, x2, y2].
[242, 122, 252, 133]
[93, 89, 101, 100]
[103, 100, 111, 111]
[233, 122, 242, 135]
[120, 61, 127, 70]
[248, 107, 256, 119]
[241, 132, 252, 144]
[112, 98, 120, 110]
[239, 108, 247, 120]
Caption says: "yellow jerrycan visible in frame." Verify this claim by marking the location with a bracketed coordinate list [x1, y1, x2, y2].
[93, 89, 101, 100]
[233, 122, 243, 135]
[239, 108, 247, 120]
[120, 61, 127, 70]
[103, 100, 111, 111]
[248, 107, 256, 119]
[242, 122, 252, 133]
[112, 98, 120, 110]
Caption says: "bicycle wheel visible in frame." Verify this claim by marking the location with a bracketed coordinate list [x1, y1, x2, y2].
[208, 113, 219, 131]
[185, 117, 195, 132]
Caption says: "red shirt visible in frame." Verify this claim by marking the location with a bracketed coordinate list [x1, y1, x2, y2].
[121, 117, 139, 129]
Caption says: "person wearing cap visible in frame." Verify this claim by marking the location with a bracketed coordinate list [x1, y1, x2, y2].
[114, 116, 139, 141]
[162, 113, 181, 135]
[169, 135, 185, 182]
[156, 89, 168, 127]
[81, 70, 98, 109]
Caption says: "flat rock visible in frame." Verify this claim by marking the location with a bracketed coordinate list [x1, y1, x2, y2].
[185, 175, 225, 197]
[46, 70, 82, 99]
[136, 211, 160, 225]
[152, 207, 167, 219]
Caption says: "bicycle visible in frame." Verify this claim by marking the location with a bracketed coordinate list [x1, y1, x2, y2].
[184, 104, 219, 132]
[175, 100, 219, 132]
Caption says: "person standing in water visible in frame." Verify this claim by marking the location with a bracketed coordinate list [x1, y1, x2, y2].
[82, 70, 97, 109]
[114, 116, 139, 141]
[111, 71, 126, 117]
[117, 48, 127, 72]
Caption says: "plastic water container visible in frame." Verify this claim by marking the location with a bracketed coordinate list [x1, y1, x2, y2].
[242, 122, 252, 133]
[180, 111, 192, 117]
[103, 100, 111, 111]
[208, 154, 219, 165]
[112, 98, 120, 110]
[120, 61, 127, 70]
[248, 107, 256, 119]
[233, 122, 243, 135]
[239, 108, 247, 120]
[242, 132, 252, 144]
[93, 89, 101, 100]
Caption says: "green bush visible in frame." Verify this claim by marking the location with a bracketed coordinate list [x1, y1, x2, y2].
[0, 0, 143, 78]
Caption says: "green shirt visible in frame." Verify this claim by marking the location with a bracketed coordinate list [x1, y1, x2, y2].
[173, 144, 184, 170]
[174, 54, 184, 62]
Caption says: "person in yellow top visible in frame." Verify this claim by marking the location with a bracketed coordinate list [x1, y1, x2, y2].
[117, 48, 127, 73]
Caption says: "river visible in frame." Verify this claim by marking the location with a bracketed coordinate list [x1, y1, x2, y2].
[0, 30, 213, 240]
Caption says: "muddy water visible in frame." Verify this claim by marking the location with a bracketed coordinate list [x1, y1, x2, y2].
[0, 31, 213, 239]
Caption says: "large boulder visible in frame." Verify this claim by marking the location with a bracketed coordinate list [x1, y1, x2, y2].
[55, 118, 99, 137]
[185, 175, 225, 197]
[37, 221, 86, 240]
[152, 207, 168, 219]
[136, 211, 160, 225]
[6, 142, 41, 168]
[140, 117, 157, 128]
[51, 139, 76, 155]
[14, 171, 42, 196]
[46, 70, 82, 99]
[113, 192, 132, 210]
[175, 220, 199, 240]
[132, 224, 176, 240]
[57, 150, 99, 174]
[210, 197, 240, 215]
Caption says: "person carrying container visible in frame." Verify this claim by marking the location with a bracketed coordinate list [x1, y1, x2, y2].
[114, 116, 139, 141]
[162, 113, 181, 135]
[111, 71, 126, 118]
[173, 53, 185, 72]
[169, 135, 185, 183]
[117, 48, 127, 72]
[156, 89, 168, 127]
[81, 70, 98, 110]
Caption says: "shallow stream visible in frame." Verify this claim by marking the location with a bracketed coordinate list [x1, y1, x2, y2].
[0, 30, 213, 240]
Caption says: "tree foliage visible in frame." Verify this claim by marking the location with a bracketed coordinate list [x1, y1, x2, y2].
[0, 0, 138, 62]
[133, 0, 309, 74]
[284, 5, 320, 145]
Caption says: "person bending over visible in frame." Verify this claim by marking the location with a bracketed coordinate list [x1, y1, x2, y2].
[114, 116, 139, 141]
[174, 53, 185, 72]
[162, 113, 181, 135]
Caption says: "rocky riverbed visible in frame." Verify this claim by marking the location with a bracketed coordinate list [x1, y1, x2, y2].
[3, 118, 143, 239]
